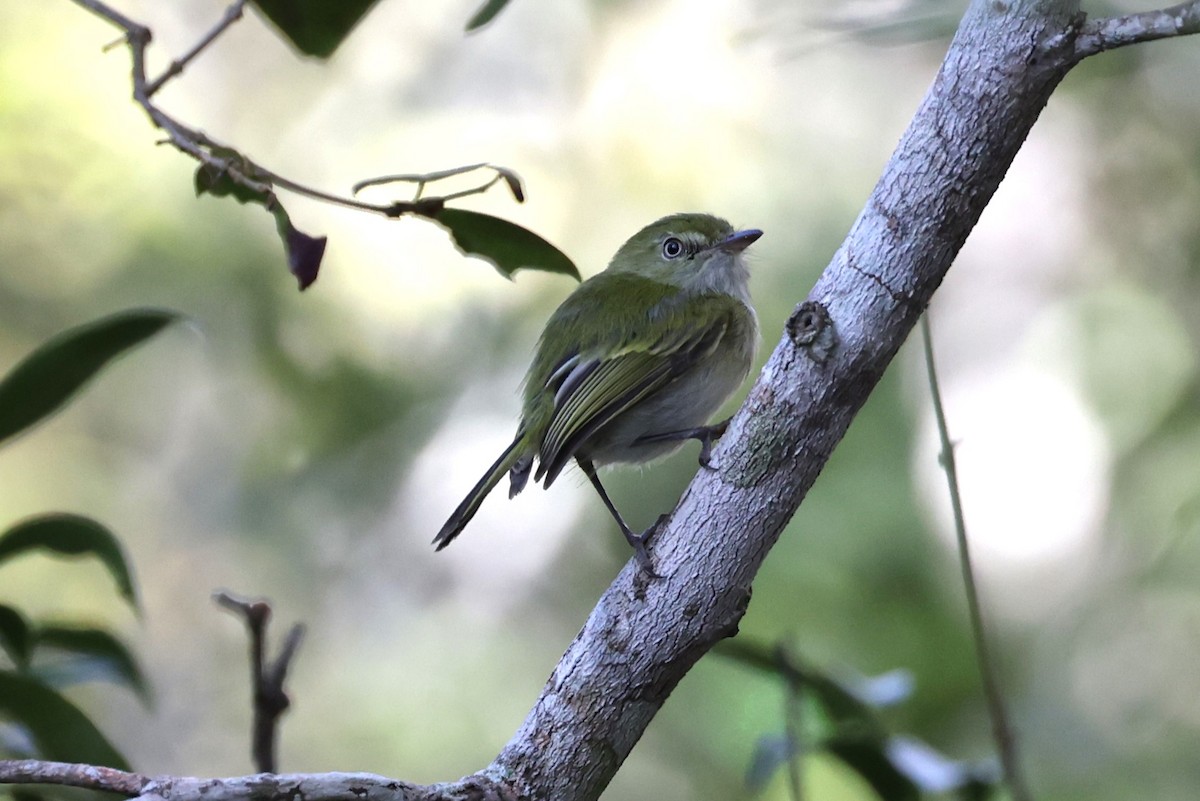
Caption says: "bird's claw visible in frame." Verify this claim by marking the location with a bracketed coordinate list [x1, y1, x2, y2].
[627, 514, 669, 579]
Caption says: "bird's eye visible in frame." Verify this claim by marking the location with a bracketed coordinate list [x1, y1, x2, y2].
[661, 237, 685, 259]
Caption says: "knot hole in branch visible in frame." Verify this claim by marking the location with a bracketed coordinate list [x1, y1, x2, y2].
[786, 301, 836, 363]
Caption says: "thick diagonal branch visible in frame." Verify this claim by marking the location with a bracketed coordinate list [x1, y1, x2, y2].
[492, 1, 1090, 799]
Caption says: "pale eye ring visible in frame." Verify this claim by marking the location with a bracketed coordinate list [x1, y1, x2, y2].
[661, 237, 685, 259]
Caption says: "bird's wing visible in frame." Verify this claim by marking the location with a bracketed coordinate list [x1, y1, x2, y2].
[534, 307, 730, 486]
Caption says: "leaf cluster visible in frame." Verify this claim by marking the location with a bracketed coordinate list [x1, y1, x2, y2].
[0, 311, 177, 776]
[719, 640, 998, 801]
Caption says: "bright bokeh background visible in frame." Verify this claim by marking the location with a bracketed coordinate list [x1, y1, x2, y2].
[2, 1, 1199, 799]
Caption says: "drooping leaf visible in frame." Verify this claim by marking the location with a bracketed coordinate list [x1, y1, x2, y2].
[715, 637, 778, 673]
[32, 626, 151, 706]
[0, 515, 138, 612]
[193, 164, 326, 289]
[0, 671, 129, 769]
[717, 639, 884, 732]
[268, 199, 327, 290]
[432, 209, 579, 280]
[466, 0, 513, 31]
[0, 309, 178, 447]
[0, 605, 31, 669]
[250, 0, 382, 58]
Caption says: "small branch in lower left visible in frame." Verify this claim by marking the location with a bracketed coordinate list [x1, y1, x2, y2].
[0, 760, 147, 795]
[214, 590, 306, 774]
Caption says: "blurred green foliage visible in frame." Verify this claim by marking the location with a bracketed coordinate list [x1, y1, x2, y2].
[0, 312, 173, 779]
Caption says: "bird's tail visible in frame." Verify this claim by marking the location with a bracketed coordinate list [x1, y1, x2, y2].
[432, 434, 526, 551]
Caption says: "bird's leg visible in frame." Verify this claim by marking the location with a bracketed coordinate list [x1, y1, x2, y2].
[576, 456, 663, 577]
[634, 417, 731, 468]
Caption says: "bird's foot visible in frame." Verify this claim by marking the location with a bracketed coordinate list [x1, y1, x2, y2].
[634, 418, 732, 470]
[623, 514, 668, 579]
[695, 419, 730, 469]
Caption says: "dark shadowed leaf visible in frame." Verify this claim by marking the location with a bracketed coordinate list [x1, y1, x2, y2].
[827, 734, 919, 801]
[0, 309, 178, 447]
[715, 638, 778, 673]
[269, 200, 327, 290]
[194, 163, 269, 204]
[0, 605, 31, 669]
[11, 790, 48, 801]
[433, 209, 579, 280]
[717, 639, 883, 731]
[466, 0, 513, 31]
[0, 515, 137, 611]
[32, 626, 151, 706]
[194, 164, 327, 289]
[250, 0, 382, 57]
[0, 671, 129, 769]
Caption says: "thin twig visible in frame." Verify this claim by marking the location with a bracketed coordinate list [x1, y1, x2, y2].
[1075, 0, 1200, 58]
[781, 680, 805, 801]
[215, 591, 306, 774]
[920, 315, 1031, 801]
[0, 759, 148, 796]
[68, 0, 520, 220]
[71, 0, 143, 33]
[146, 0, 247, 96]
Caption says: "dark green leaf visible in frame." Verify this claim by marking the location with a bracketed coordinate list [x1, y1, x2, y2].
[0, 605, 31, 669]
[826, 734, 919, 801]
[32, 626, 151, 706]
[0, 309, 178, 447]
[268, 199, 327, 290]
[802, 672, 885, 732]
[0, 671, 129, 769]
[466, 0, 512, 31]
[0, 515, 138, 611]
[745, 732, 797, 792]
[958, 774, 1001, 801]
[715, 638, 779, 673]
[250, 0, 382, 58]
[432, 209, 579, 280]
[11, 790, 49, 801]
[716, 640, 883, 732]
[194, 163, 269, 205]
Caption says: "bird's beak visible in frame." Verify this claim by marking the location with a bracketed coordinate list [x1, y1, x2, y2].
[714, 228, 763, 253]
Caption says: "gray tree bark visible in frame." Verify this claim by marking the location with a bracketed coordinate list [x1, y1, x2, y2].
[493, 1, 1086, 798]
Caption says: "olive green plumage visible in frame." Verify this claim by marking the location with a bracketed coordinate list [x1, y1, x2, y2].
[433, 212, 761, 559]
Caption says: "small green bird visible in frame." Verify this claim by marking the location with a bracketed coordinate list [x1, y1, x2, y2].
[433, 212, 761, 572]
